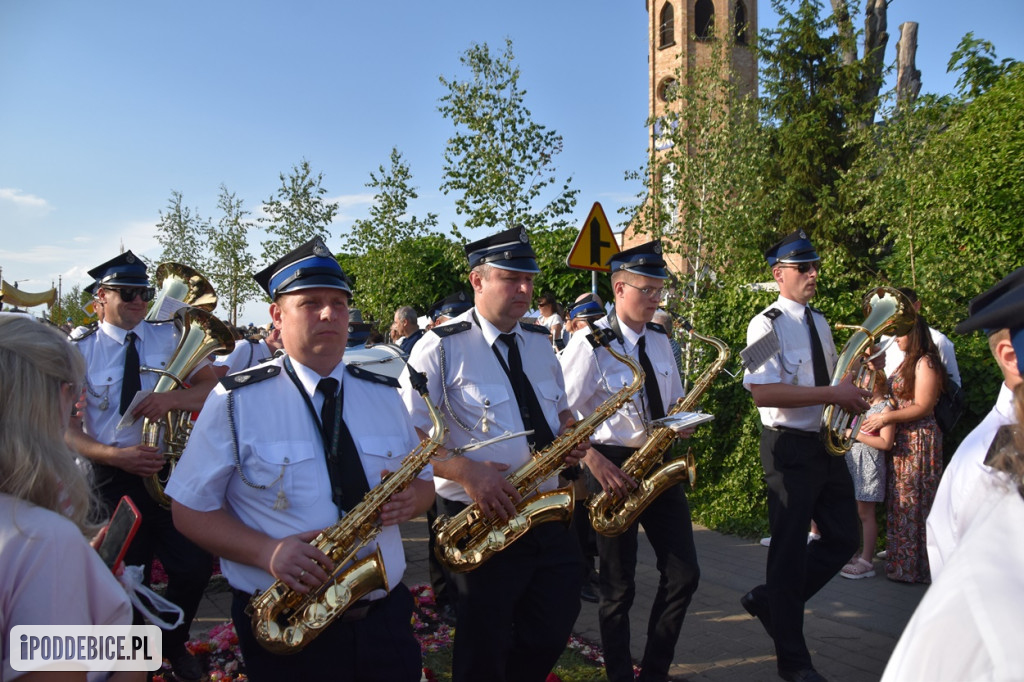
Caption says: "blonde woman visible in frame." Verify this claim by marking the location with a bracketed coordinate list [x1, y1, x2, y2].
[0, 315, 140, 682]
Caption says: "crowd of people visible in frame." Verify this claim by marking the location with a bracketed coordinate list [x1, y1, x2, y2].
[1, 226, 1020, 682]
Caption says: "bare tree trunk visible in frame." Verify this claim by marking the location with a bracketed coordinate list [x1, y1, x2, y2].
[831, 0, 888, 127]
[830, 0, 858, 66]
[896, 22, 923, 104]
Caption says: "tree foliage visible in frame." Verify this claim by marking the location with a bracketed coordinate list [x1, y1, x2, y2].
[203, 185, 262, 326]
[438, 38, 579, 235]
[345, 149, 447, 323]
[154, 190, 210, 271]
[259, 159, 339, 266]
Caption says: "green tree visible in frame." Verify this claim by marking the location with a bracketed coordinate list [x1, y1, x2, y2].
[50, 284, 92, 329]
[346, 148, 441, 323]
[154, 190, 209, 270]
[438, 38, 579, 235]
[204, 185, 261, 326]
[948, 32, 1020, 100]
[260, 159, 339, 266]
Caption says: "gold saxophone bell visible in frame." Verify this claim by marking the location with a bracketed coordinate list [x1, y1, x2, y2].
[141, 306, 235, 507]
[820, 286, 916, 456]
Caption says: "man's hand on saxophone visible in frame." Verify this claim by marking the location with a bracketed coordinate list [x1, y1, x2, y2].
[264, 529, 333, 595]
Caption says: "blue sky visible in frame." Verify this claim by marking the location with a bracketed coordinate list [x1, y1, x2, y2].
[2, 1, 1021, 325]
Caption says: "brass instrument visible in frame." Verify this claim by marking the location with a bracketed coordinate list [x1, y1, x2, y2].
[249, 362, 448, 653]
[141, 306, 236, 506]
[434, 328, 644, 573]
[589, 323, 730, 537]
[146, 262, 218, 322]
[821, 286, 916, 456]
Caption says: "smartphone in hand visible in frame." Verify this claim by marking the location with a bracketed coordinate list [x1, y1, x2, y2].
[94, 495, 142, 574]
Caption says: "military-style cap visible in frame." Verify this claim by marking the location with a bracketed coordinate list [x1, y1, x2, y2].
[765, 229, 820, 266]
[608, 240, 668, 279]
[464, 225, 540, 273]
[956, 266, 1024, 375]
[83, 281, 100, 297]
[569, 299, 605, 321]
[347, 321, 372, 348]
[428, 290, 472, 322]
[87, 251, 150, 288]
[253, 237, 352, 300]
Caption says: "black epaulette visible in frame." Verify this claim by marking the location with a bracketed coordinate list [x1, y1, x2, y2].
[520, 322, 549, 335]
[70, 323, 99, 342]
[763, 308, 782, 321]
[346, 363, 400, 388]
[645, 321, 668, 335]
[431, 321, 472, 338]
[220, 364, 280, 390]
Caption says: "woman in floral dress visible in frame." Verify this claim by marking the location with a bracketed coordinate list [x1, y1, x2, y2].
[861, 315, 945, 583]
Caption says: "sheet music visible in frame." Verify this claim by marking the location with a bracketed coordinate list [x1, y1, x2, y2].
[651, 412, 715, 432]
[151, 296, 189, 322]
[116, 390, 153, 430]
[739, 330, 780, 373]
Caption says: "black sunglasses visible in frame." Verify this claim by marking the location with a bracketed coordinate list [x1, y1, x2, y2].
[779, 261, 821, 274]
[105, 286, 156, 303]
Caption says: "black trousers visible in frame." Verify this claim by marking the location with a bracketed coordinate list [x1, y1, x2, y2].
[587, 446, 700, 682]
[437, 496, 582, 682]
[426, 498, 457, 609]
[95, 469, 212, 655]
[231, 583, 421, 682]
[756, 428, 858, 672]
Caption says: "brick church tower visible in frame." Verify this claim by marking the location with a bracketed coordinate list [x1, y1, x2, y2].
[620, 0, 758, 271]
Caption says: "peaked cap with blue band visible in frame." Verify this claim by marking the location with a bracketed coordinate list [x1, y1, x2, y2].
[569, 299, 605, 321]
[253, 237, 352, 300]
[955, 265, 1024, 375]
[87, 251, 150, 288]
[764, 229, 820, 266]
[464, 225, 540, 273]
[428, 290, 473, 321]
[607, 240, 668, 279]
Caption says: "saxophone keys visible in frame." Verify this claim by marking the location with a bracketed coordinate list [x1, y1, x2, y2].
[303, 601, 331, 628]
[324, 583, 353, 609]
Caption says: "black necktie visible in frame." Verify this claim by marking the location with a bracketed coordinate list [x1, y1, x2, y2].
[805, 308, 831, 387]
[637, 336, 666, 420]
[496, 333, 555, 450]
[119, 332, 141, 415]
[317, 378, 370, 512]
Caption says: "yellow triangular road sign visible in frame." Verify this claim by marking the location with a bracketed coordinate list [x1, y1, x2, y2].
[567, 202, 620, 272]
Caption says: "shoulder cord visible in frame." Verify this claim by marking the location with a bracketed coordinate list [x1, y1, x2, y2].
[438, 336, 479, 432]
[227, 391, 284, 492]
[768, 314, 800, 376]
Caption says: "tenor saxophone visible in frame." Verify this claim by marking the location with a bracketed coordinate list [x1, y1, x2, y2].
[248, 364, 447, 654]
[434, 328, 644, 573]
[588, 322, 730, 537]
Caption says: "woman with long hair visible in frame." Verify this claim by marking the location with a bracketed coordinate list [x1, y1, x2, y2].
[0, 315, 139, 681]
[862, 314, 945, 583]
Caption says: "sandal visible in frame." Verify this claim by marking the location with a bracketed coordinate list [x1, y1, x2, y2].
[840, 557, 876, 580]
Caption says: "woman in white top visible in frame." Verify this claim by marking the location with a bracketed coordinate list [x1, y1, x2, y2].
[536, 292, 565, 348]
[0, 315, 139, 682]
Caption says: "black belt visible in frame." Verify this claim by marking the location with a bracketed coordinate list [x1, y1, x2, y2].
[764, 425, 820, 438]
[232, 588, 387, 623]
[592, 443, 635, 462]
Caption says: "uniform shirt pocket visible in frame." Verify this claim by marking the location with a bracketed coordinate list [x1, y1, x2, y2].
[459, 383, 512, 430]
[86, 366, 118, 411]
[354, 435, 411, 484]
[248, 441, 321, 508]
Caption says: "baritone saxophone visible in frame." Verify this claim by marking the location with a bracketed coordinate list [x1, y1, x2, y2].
[589, 322, 730, 537]
[434, 327, 644, 573]
[248, 360, 447, 654]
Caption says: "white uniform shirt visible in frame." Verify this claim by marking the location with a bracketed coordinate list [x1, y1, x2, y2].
[882, 488, 1024, 682]
[881, 327, 961, 385]
[560, 316, 684, 449]
[215, 339, 272, 376]
[166, 355, 426, 596]
[73, 319, 181, 448]
[399, 308, 569, 505]
[743, 295, 839, 432]
[926, 382, 1016, 578]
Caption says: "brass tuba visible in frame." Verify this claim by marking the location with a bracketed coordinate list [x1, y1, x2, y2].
[146, 262, 218, 321]
[821, 286, 916, 456]
[141, 306, 236, 506]
[434, 327, 644, 573]
[248, 359, 448, 653]
[588, 323, 730, 536]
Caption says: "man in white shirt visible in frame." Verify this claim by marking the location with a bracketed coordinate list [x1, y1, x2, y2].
[926, 266, 1023, 578]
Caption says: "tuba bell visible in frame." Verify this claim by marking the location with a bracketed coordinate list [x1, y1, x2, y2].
[820, 286, 916, 456]
[141, 306, 236, 506]
[146, 262, 218, 321]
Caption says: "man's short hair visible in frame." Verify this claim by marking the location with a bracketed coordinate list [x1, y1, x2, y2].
[395, 306, 418, 323]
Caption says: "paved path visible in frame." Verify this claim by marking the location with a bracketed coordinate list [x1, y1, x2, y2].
[193, 518, 926, 681]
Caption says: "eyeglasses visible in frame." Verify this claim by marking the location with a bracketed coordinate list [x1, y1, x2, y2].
[104, 287, 156, 303]
[778, 261, 821, 274]
[622, 282, 665, 299]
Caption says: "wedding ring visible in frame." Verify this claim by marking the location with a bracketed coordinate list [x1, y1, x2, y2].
[298, 569, 306, 579]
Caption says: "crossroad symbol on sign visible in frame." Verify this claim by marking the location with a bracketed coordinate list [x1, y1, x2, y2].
[566, 202, 620, 272]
